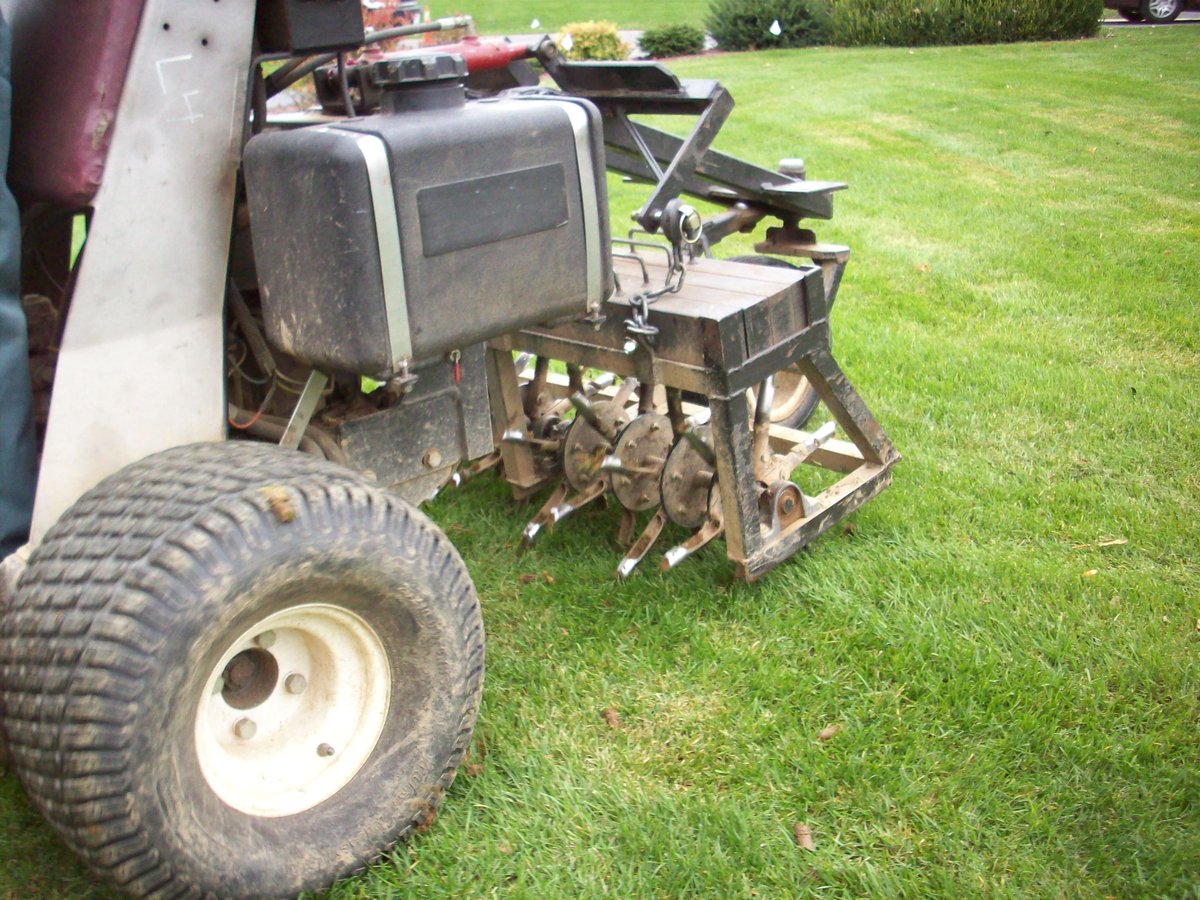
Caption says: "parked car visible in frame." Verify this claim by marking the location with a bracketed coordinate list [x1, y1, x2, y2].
[1105, 0, 1197, 23]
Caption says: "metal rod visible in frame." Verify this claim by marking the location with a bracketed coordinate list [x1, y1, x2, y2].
[280, 370, 328, 450]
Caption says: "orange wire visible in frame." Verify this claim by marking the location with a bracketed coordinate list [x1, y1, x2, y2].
[228, 380, 276, 430]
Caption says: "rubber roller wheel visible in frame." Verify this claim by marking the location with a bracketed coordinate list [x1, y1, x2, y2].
[729, 255, 821, 430]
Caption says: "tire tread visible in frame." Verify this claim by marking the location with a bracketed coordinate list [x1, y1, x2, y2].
[0, 441, 484, 897]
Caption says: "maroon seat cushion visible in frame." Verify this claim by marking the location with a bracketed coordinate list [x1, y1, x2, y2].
[8, 0, 146, 207]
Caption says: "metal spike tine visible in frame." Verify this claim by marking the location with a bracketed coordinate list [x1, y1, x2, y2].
[448, 450, 502, 488]
[612, 376, 640, 408]
[811, 420, 837, 446]
[616, 508, 668, 580]
[547, 480, 607, 527]
[569, 392, 621, 446]
[521, 482, 569, 547]
[617, 509, 637, 548]
[569, 391, 601, 427]
[660, 514, 724, 572]
[681, 429, 717, 467]
[501, 427, 529, 444]
[600, 455, 636, 476]
[601, 455, 661, 478]
[502, 429, 557, 449]
[584, 372, 616, 395]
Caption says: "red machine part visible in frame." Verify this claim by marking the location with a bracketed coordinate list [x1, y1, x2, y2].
[415, 37, 533, 73]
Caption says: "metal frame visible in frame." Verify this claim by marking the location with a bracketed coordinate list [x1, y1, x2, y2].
[489, 251, 898, 581]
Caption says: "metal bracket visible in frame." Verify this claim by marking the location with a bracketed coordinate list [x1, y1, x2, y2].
[280, 370, 328, 450]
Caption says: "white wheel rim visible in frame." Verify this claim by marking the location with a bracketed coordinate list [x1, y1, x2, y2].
[768, 366, 811, 423]
[1149, 0, 1177, 16]
[194, 603, 390, 818]
[746, 365, 814, 424]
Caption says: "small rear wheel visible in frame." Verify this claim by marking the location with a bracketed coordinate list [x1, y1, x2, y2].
[0, 441, 484, 897]
[729, 255, 821, 429]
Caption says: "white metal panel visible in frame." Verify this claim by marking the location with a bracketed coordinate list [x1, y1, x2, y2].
[30, 0, 256, 543]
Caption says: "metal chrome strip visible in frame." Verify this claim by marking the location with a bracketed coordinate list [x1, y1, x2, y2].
[321, 127, 413, 365]
[518, 99, 603, 312]
[354, 133, 413, 364]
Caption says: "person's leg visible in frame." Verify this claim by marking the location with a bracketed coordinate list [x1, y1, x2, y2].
[0, 14, 36, 560]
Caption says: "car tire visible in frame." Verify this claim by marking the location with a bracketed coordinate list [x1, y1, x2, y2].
[0, 440, 484, 897]
[1140, 0, 1182, 22]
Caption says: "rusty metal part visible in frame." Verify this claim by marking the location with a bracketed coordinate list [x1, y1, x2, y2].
[449, 450, 502, 487]
[548, 479, 608, 527]
[617, 509, 637, 547]
[762, 481, 807, 541]
[661, 425, 716, 530]
[661, 494, 724, 572]
[492, 238, 898, 582]
[610, 413, 672, 512]
[522, 482, 569, 547]
[616, 508, 668, 580]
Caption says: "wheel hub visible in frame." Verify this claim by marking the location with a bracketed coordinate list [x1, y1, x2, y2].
[194, 603, 390, 818]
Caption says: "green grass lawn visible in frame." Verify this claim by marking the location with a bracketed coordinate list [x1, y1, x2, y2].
[432, 0, 706, 34]
[3, 26, 1199, 900]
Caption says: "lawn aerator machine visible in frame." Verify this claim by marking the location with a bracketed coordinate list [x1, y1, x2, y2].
[0, 1, 897, 895]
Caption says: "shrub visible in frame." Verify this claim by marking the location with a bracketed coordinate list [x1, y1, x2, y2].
[560, 21, 629, 60]
[826, 0, 1103, 47]
[639, 24, 707, 58]
[706, 0, 832, 50]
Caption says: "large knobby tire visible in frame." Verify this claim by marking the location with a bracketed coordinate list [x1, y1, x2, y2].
[1141, 0, 1182, 21]
[729, 255, 821, 429]
[0, 441, 484, 898]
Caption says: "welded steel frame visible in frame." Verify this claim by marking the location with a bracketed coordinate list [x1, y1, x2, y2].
[489, 255, 899, 581]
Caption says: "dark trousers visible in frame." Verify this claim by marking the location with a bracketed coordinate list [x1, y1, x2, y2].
[0, 15, 35, 558]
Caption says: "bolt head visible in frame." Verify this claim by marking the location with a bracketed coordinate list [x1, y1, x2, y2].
[285, 673, 307, 695]
[423, 448, 443, 469]
[234, 717, 257, 740]
[317, 743, 335, 758]
[624, 339, 638, 355]
[254, 630, 276, 649]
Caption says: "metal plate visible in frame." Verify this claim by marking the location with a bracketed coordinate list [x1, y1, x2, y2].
[660, 425, 716, 529]
[611, 413, 672, 512]
[561, 399, 628, 491]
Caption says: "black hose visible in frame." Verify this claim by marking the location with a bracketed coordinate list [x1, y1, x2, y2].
[265, 17, 472, 99]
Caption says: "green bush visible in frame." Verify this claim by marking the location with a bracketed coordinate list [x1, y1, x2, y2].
[704, 0, 1102, 49]
[560, 21, 629, 60]
[826, 0, 1103, 46]
[639, 24, 707, 58]
[706, 0, 831, 50]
